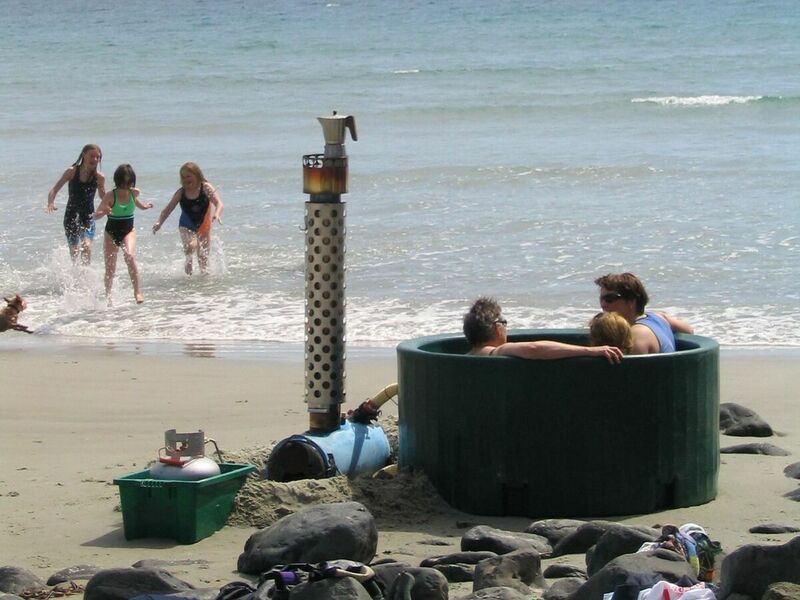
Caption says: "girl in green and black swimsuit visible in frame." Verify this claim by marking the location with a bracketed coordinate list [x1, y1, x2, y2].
[93, 164, 154, 304]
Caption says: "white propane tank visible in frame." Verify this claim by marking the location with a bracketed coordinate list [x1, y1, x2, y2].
[149, 456, 221, 481]
[148, 429, 223, 481]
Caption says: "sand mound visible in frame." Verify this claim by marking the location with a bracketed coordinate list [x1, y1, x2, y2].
[223, 416, 451, 529]
[228, 471, 451, 529]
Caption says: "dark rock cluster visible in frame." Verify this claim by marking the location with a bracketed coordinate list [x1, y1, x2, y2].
[718, 403, 791, 455]
[719, 403, 774, 437]
[3, 504, 800, 600]
[1, 405, 798, 600]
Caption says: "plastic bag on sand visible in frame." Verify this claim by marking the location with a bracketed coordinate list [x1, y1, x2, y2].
[603, 581, 715, 600]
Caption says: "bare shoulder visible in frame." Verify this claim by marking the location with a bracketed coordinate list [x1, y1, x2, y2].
[468, 345, 495, 356]
[631, 322, 656, 338]
[494, 342, 530, 358]
[631, 323, 658, 353]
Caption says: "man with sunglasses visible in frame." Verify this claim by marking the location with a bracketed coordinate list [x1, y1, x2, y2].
[594, 273, 693, 354]
[463, 297, 623, 363]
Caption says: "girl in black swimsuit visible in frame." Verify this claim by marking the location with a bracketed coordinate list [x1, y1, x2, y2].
[152, 162, 224, 275]
[47, 144, 107, 264]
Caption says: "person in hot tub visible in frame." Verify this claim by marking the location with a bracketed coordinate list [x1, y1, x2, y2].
[589, 311, 633, 355]
[594, 272, 693, 354]
[464, 297, 623, 363]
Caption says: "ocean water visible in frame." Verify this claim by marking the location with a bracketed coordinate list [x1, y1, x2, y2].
[0, 0, 798, 355]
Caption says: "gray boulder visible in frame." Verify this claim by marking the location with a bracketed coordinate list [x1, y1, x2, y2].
[46, 564, 101, 585]
[586, 525, 660, 576]
[749, 524, 800, 534]
[423, 551, 498, 567]
[162, 591, 218, 600]
[461, 525, 552, 556]
[472, 548, 545, 594]
[372, 564, 448, 600]
[422, 551, 498, 582]
[784, 462, 800, 479]
[0, 567, 46, 596]
[569, 549, 697, 600]
[384, 572, 415, 600]
[525, 519, 586, 547]
[542, 577, 585, 600]
[83, 567, 194, 600]
[237, 501, 377, 574]
[763, 582, 800, 600]
[457, 587, 530, 599]
[719, 403, 773, 437]
[543, 564, 587, 579]
[429, 563, 474, 583]
[720, 443, 790, 456]
[718, 536, 800, 600]
[290, 576, 374, 600]
[552, 521, 617, 556]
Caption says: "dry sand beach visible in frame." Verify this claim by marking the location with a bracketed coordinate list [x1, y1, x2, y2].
[1, 346, 799, 597]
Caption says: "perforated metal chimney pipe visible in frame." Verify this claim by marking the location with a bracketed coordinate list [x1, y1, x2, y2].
[302, 112, 357, 432]
[264, 115, 389, 482]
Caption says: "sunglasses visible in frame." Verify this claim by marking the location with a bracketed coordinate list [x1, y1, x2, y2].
[494, 318, 508, 326]
[600, 292, 624, 303]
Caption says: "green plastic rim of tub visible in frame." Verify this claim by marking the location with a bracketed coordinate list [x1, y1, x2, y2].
[397, 330, 719, 517]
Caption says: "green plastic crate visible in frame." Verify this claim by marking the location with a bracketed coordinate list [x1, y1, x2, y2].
[113, 462, 256, 544]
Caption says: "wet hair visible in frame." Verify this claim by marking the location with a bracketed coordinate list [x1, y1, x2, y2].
[463, 296, 502, 347]
[72, 144, 102, 169]
[179, 162, 207, 185]
[113, 164, 136, 188]
[594, 272, 649, 314]
[589, 311, 633, 354]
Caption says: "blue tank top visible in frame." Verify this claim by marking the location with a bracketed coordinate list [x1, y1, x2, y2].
[635, 313, 676, 353]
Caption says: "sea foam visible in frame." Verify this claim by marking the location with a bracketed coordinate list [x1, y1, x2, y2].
[631, 95, 763, 106]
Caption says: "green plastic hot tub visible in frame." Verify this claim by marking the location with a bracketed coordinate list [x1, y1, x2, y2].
[397, 330, 719, 517]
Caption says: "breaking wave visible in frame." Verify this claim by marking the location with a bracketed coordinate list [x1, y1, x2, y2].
[631, 95, 763, 106]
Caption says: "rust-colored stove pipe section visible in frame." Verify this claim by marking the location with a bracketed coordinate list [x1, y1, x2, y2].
[308, 406, 342, 432]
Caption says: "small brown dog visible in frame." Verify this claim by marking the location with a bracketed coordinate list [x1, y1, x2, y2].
[0, 295, 33, 334]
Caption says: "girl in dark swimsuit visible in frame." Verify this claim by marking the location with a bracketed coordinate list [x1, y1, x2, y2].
[47, 144, 107, 264]
[152, 162, 224, 275]
[93, 164, 154, 304]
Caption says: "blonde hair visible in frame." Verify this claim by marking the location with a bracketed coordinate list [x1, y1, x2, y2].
[589, 312, 632, 354]
[179, 162, 207, 185]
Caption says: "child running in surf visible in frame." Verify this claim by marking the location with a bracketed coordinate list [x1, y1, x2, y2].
[47, 144, 107, 264]
[93, 164, 153, 304]
[152, 162, 224, 275]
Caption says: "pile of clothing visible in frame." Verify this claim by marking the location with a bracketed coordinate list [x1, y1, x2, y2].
[212, 560, 388, 600]
[639, 523, 723, 583]
[603, 523, 723, 600]
[608, 580, 717, 600]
